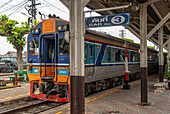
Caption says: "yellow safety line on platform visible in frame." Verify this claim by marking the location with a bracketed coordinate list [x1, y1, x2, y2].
[56, 111, 63, 114]
[55, 74, 157, 114]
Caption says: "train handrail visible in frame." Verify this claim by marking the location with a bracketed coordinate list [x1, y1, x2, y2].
[39, 32, 58, 78]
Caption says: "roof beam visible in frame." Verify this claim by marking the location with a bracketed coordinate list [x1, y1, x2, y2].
[130, 23, 139, 31]
[150, 37, 158, 45]
[82, 0, 90, 7]
[84, 3, 132, 13]
[144, 0, 161, 6]
[146, 12, 170, 40]
[163, 36, 170, 47]
[98, 3, 113, 14]
[59, 0, 69, 9]
[150, 4, 170, 32]
[125, 26, 140, 38]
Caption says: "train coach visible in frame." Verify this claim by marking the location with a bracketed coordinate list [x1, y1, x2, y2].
[27, 17, 159, 102]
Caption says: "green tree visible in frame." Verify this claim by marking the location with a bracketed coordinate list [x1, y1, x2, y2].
[0, 15, 31, 70]
[147, 46, 155, 50]
[121, 38, 134, 43]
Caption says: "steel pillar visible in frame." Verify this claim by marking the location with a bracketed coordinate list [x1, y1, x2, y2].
[69, 0, 89, 114]
[158, 26, 164, 82]
[168, 37, 170, 58]
[167, 35, 170, 59]
[139, 4, 149, 105]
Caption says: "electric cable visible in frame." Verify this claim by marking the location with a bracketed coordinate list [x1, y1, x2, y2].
[8, 1, 28, 17]
[42, 0, 67, 14]
[39, 2, 68, 18]
[0, 0, 26, 14]
[0, 0, 13, 9]
[8, 1, 28, 16]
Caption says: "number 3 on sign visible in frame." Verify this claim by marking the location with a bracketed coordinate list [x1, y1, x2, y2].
[111, 16, 125, 24]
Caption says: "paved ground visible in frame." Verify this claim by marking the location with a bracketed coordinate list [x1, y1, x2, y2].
[0, 80, 30, 102]
[41, 74, 170, 114]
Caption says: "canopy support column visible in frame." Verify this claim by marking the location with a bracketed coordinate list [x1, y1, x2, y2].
[168, 36, 170, 58]
[139, 3, 149, 105]
[69, 0, 89, 114]
[158, 26, 164, 82]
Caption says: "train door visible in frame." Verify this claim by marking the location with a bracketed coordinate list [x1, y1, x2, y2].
[41, 37, 56, 80]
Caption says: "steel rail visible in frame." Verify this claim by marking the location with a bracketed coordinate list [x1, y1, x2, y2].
[0, 100, 66, 114]
[0, 101, 47, 114]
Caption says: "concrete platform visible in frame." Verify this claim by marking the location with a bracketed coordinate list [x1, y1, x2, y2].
[41, 74, 170, 114]
[0, 82, 30, 103]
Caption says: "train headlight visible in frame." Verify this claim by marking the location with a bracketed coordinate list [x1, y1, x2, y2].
[63, 25, 67, 30]
[58, 26, 61, 30]
[31, 29, 34, 33]
[35, 29, 39, 33]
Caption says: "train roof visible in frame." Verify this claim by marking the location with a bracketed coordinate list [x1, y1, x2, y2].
[30, 18, 158, 53]
[86, 29, 158, 53]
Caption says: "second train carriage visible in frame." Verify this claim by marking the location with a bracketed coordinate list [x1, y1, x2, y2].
[27, 18, 159, 102]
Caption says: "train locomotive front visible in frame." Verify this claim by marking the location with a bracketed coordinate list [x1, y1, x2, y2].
[27, 18, 70, 102]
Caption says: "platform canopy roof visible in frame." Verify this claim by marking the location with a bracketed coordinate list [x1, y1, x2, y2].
[60, 0, 170, 50]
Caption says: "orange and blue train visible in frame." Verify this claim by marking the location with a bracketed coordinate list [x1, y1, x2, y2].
[27, 17, 159, 102]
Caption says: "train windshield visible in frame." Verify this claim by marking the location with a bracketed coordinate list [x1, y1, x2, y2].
[59, 38, 69, 55]
[29, 39, 39, 56]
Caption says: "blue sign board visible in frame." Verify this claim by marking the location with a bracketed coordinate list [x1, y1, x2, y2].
[85, 13, 130, 28]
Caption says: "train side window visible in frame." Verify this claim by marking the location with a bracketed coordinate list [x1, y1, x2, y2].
[122, 50, 129, 62]
[114, 49, 121, 62]
[84, 44, 87, 60]
[148, 53, 152, 62]
[107, 47, 111, 62]
[89, 45, 93, 59]
[29, 39, 39, 56]
[113, 49, 115, 61]
[123, 50, 125, 61]
[137, 53, 140, 62]
[59, 38, 69, 55]
[48, 43, 54, 58]
[131, 51, 136, 62]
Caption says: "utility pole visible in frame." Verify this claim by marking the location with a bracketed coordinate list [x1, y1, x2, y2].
[31, 0, 36, 20]
[119, 29, 126, 38]
[25, 0, 40, 26]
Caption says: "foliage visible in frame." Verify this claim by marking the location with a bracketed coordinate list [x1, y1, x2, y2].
[164, 64, 170, 77]
[136, 43, 140, 45]
[121, 38, 134, 43]
[0, 15, 31, 50]
[147, 46, 155, 50]
[0, 15, 39, 50]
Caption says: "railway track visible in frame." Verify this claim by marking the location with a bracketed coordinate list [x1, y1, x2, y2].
[0, 101, 47, 114]
[0, 97, 66, 114]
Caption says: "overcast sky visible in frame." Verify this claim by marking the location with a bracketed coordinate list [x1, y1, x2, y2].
[0, 0, 156, 55]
